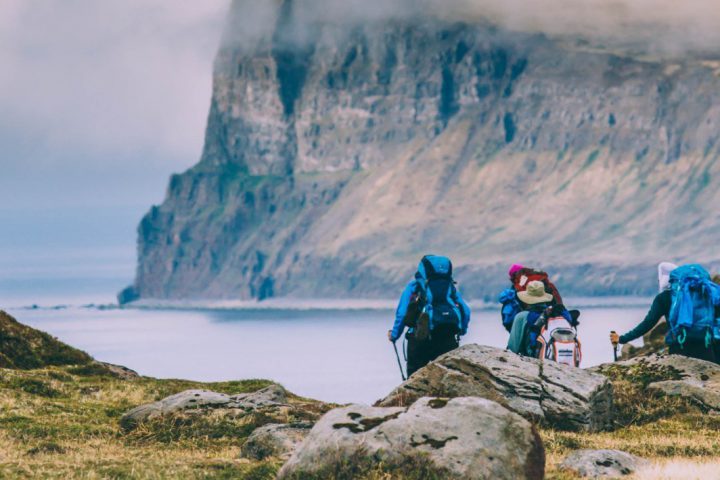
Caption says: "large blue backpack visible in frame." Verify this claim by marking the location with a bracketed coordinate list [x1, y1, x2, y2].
[667, 264, 720, 346]
[416, 255, 462, 335]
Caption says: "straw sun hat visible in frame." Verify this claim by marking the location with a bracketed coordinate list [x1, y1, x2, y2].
[517, 280, 553, 305]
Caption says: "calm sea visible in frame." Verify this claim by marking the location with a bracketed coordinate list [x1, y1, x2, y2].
[2, 279, 647, 404]
[0, 205, 650, 403]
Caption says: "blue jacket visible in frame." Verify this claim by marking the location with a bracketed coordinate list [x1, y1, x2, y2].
[390, 278, 471, 341]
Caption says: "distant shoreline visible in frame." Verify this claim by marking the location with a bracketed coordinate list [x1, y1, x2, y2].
[122, 295, 654, 312]
[7, 295, 655, 313]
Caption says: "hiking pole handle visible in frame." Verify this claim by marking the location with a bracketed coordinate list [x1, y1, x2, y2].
[610, 330, 619, 361]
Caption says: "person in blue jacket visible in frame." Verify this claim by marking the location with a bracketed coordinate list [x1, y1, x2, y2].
[387, 255, 471, 377]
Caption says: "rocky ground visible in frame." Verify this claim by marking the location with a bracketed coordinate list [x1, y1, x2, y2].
[1, 310, 720, 478]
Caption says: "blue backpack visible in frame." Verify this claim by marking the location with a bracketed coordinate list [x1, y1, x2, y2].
[498, 288, 521, 333]
[667, 264, 720, 346]
[416, 255, 462, 334]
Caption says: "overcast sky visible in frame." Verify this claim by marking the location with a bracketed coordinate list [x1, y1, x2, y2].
[0, 0, 229, 211]
[0, 1, 230, 294]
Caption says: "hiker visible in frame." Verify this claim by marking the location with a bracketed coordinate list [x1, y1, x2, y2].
[499, 264, 525, 333]
[610, 264, 720, 363]
[507, 280, 577, 359]
[388, 255, 471, 377]
[499, 264, 563, 333]
[714, 273, 720, 362]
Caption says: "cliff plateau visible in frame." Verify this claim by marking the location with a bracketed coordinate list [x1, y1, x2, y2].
[122, 1, 720, 302]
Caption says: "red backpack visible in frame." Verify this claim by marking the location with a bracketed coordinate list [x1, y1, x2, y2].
[512, 268, 563, 305]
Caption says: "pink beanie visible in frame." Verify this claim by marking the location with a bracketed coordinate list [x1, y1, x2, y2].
[508, 264, 524, 277]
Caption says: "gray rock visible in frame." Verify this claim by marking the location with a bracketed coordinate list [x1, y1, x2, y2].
[593, 354, 720, 411]
[377, 344, 613, 432]
[278, 397, 545, 480]
[560, 449, 647, 478]
[120, 384, 288, 431]
[229, 383, 288, 410]
[241, 423, 313, 461]
[99, 362, 140, 380]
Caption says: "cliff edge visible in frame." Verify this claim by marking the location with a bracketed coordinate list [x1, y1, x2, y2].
[122, 0, 720, 302]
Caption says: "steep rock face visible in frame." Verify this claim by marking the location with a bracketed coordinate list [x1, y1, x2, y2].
[126, 0, 720, 301]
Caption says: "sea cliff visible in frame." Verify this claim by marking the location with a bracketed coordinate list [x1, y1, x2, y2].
[123, 0, 720, 302]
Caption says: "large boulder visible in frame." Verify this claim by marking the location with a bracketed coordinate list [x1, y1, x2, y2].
[120, 384, 289, 431]
[377, 344, 613, 432]
[559, 449, 647, 478]
[278, 397, 545, 480]
[241, 422, 313, 461]
[592, 354, 720, 412]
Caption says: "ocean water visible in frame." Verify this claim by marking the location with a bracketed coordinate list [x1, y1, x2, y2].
[0, 201, 654, 405]
[4, 298, 647, 405]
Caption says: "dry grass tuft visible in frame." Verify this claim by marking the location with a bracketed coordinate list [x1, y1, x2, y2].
[0, 366, 286, 479]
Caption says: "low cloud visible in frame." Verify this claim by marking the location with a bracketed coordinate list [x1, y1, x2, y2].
[1, 0, 718, 209]
[0, 0, 228, 165]
[266, 0, 720, 56]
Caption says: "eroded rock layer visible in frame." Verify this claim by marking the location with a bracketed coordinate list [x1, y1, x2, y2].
[125, 0, 720, 302]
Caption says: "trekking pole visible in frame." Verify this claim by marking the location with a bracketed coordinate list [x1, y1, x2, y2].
[392, 342, 407, 381]
[610, 331, 618, 361]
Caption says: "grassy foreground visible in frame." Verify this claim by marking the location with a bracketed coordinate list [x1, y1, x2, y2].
[1, 308, 718, 479]
[0, 365, 718, 479]
[0, 366, 286, 479]
[543, 359, 720, 479]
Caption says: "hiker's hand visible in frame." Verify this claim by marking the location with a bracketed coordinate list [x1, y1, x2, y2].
[387, 330, 395, 342]
[610, 331, 620, 345]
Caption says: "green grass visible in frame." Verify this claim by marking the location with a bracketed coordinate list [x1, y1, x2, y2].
[2, 338, 720, 479]
[0, 311, 94, 369]
[542, 361, 720, 478]
[0, 366, 302, 479]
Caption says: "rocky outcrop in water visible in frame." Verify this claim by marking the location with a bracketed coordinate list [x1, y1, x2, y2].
[278, 397, 545, 480]
[123, 0, 720, 302]
[378, 344, 613, 432]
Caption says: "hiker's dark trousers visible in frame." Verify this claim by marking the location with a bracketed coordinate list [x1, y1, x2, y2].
[669, 341, 716, 363]
[406, 332, 459, 377]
